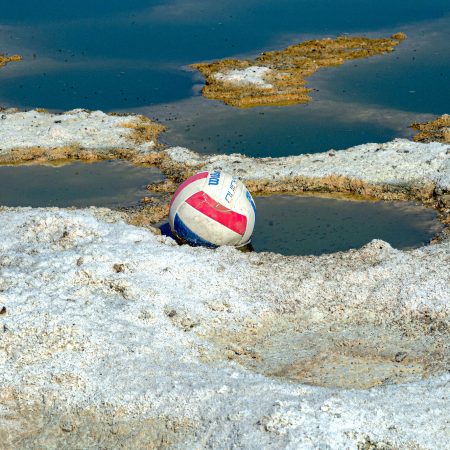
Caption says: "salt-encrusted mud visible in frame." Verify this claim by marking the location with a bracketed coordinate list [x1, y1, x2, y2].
[162, 140, 450, 231]
[0, 207, 448, 448]
[191, 34, 405, 108]
[155, 139, 450, 234]
[0, 108, 165, 164]
[411, 114, 450, 144]
[0, 109, 449, 447]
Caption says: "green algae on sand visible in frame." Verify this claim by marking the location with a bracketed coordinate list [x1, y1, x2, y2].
[192, 33, 406, 108]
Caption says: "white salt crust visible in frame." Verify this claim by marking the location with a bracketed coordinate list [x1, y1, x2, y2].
[212, 66, 274, 89]
[0, 108, 158, 154]
[165, 139, 450, 194]
[0, 207, 448, 448]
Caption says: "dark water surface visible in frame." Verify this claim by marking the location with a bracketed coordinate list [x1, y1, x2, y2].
[0, 1, 449, 156]
[0, 161, 164, 208]
[252, 195, 442, 255]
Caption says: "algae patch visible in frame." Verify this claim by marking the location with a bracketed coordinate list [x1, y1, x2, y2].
[0, 53, 21, 69]
[411, 114, 450, 143]
[116, 117, 166, 146]
[192, 33, 406, 108]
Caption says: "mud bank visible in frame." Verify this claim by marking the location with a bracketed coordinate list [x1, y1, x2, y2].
[0, 207, 448, 448]
[192, 34, 405, 108]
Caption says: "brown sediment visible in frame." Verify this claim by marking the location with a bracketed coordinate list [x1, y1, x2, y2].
[146, 178, 179, 193]
[0, 53, 21, 69]
[198, 307, 449, 389]
[0, 388, 194, 449]
[411, 114, 450, 143]
[0, 145, 139, 165]
[243, 175, 437, 204]
[124, 199, 171, 230]
[116, 116, 166, 146]
[192, 33, 405, 108]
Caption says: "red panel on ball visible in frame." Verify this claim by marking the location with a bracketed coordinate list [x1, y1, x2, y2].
[185, 191, 247, 236]
[169, 171, 209, 207]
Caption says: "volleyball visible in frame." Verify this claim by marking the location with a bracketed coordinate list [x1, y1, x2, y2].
[169, 170, 256, 247]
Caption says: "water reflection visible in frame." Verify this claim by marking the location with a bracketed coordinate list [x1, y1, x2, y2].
[140, 96, 433, 157]
[158, 195, 442, 256]
[0, 161, 164, 208]
[252, 195, 442, 255]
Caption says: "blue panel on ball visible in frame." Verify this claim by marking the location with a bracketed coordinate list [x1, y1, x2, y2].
[246, 191, 256, 216]
[174, 213, 216, 248]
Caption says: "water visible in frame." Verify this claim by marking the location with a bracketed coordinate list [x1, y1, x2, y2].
[0, 2, 446, 254]
[252, 195, 442, 255]
[0, 161, 164, 208]
[0, 1, 449, 156]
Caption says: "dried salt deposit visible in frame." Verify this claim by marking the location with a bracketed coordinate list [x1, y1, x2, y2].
[0, 207, 448, 448]
[212, 66, 274, 89]
[0, 109, 165, 163]
[165, 139, 450, 191]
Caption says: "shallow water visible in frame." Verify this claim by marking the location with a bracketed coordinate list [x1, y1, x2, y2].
[159, 194, 442, 256]
[0, 161, 164, 208]
[252, 195, 442, 255]
[0, 160, 440, 254]
[0, 1, 449, 156]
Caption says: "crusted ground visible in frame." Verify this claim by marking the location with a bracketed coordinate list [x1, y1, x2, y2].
[192, 33, 406, 108]
[0, 109, 165, 165]
[0, 207, 448, 448]
[162, 140, 450, 214]
[0, 108, 449, 447]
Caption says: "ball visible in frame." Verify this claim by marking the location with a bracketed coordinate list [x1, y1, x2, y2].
[169, 170, 256, 247]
